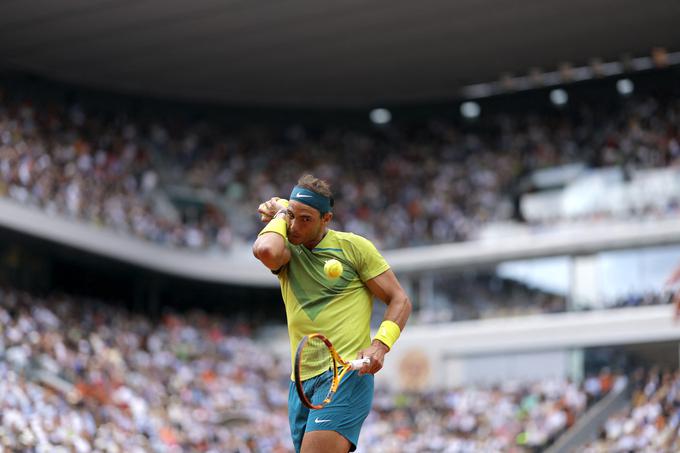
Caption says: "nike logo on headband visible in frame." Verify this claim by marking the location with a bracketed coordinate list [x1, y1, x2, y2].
[296, 194, 313, 198]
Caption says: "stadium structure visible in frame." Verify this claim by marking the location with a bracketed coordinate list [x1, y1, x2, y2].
[0, 1, 679, 451]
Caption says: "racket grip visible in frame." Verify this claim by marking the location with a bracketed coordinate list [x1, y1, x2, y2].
[349, 358, 370, 370]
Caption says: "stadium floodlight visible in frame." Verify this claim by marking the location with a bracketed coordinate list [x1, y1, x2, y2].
[369, 108, 391, 125]
[616, 78, 634, 96]
[550, 88, 568, 106]
[460, 101, 481, 119]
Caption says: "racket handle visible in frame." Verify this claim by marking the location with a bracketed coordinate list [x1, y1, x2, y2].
[349, 358, 370, 370]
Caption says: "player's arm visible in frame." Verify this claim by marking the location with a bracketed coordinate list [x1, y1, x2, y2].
[253, 199, 292, 271]
[366, 270, 411, 331]
[665, 264, 680, 319]
[358, 269, 412, 374]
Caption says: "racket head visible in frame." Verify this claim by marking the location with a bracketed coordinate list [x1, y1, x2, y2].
[294, 333, 338, 409]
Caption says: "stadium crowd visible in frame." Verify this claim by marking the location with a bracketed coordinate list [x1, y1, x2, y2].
[424, 274, 566, 323]
[0, 286, 622, 453]
[582, 367, 680, 452]
[420, 274, 673, 323]
[0, 287, 291, 452]
[359, 371, 615, 452]
[0, 82, 679, 251]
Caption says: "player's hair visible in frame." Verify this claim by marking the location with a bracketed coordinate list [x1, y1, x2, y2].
[297, 174, 333, 200]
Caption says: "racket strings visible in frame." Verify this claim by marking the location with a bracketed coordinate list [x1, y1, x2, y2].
[298, 337, 336, 406]
[295, 335, 344, 409]
[300, 336, 334, 379]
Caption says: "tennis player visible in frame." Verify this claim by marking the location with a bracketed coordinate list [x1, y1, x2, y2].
[253, 174, 412, 453]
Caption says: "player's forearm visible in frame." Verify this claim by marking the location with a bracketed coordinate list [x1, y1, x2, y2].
[382, 292, 411, 331]
[253, 205, 291, 270]
[371, 293, 411, 353]
[252, 234, 289, 270]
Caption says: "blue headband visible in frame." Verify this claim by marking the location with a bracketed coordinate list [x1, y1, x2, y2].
[290, 186, 332, 215]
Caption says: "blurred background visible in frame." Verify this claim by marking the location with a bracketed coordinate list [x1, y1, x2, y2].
[0, 0, 679, 451]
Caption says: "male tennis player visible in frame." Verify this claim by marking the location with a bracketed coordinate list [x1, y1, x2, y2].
[253, 174, 412, 453]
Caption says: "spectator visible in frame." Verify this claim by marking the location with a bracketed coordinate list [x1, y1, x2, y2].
[1, 81, 679, 252]
[0, 285, 616, 452]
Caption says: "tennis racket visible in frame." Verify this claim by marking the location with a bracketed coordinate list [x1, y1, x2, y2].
[294, 333, 370, 410]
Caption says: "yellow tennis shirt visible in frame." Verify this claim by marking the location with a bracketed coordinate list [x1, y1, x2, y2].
[277, 229, 390, 380]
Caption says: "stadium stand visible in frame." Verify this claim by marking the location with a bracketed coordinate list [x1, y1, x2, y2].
[0, 285, 627, 453]
[361, 375, 604, 452]
[0, 286, 292, 452]
[581, 367, 680, 452]
[0, 43, 678, 453]
[0, 3, 678, 452]
[1, 78, 679, 252]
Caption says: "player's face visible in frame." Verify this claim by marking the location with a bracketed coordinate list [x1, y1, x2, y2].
[287, 200, 331, 247]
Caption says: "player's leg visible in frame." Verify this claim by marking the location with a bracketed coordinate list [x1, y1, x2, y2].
[300, 430, 351, 453]
[289, 379, 311, 453]
[303, 370, 374, 452]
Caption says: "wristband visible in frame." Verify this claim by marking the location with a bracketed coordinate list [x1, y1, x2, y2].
[258, 217, 288, 239]
[373, 320, 401, 350]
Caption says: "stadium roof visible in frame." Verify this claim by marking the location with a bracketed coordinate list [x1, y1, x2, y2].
[0, 0, 678, 107]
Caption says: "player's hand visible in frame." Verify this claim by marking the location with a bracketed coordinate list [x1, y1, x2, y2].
[356, 340, 389, 375]
[258, 197, 288, 222]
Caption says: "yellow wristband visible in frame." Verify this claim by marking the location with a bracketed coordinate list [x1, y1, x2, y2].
[258, 217, 287, 239]
[373, 320, 401, 350]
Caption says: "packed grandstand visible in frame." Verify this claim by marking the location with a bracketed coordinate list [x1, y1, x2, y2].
[1, 76, 678, 252]
[1, 62, 679, 453]
[2, 286, 677, 453]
